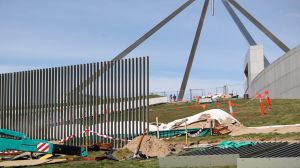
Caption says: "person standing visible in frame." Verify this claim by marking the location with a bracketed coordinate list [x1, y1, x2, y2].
[170, 94, 172, 102]
[173, 94, 177, 102]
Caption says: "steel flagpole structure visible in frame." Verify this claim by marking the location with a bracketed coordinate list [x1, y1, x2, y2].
[222, 0, 270, 66]
[74, 0, 196, 92]
[178, 0, 210, 100]
[228, 0, 290, 53]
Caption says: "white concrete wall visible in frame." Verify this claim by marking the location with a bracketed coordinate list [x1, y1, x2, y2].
[248, 45, 300, 99]
[149, 96, 168, 105]
[244, 45, 265, 91]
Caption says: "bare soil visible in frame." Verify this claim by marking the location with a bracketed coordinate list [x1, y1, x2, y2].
[123, 135, 184, 158]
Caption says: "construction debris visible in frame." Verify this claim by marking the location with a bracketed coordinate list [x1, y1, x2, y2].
[88, 142, 113, 151]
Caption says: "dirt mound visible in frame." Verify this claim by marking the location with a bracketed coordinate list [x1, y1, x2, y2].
[123, 135, 184, 158]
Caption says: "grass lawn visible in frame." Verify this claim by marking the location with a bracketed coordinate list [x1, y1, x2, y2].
[34, 159, 158, 168]
[32, 99, 300, 168]
[34, 159, 236, 168]
[149, 99, 300, 127]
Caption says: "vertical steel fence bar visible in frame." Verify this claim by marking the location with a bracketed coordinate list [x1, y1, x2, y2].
[128, 59, 131, 139]
[4, 74, 8, 129]
[113, 61, 117, 147]
[12, 73, 16, 131]
[66, 66, 70, 143]
[143, 57, 146, 133]
[95, 62, 99, 143]
[88, 63, 92, 143]
[83, 64, 86, 145]
[79, 64, 83, 145]
[25, 71, 29, 136]
[121, 60, 125, 145]
[110, 62, 113, 144]
[46, 68, 50, 140]
[117, 60, 121, 148]
[33, 70, 37, 139]
[100, 62, 104, 144]
[21, 72, 25, 133]
[0, 74, 2, 129]
[147, 57, 149, 131]
[30, 70, 33, 137]
[92, 63, 96, 144]
[135, 58, 139, 135]
[58, 67, 62, 140]
[124, 60, 127, 142]
[63, 66, 67, 142]
[52, 68, 56, 140]
[139, 57, 142, 134]
[53, 68, 57, 141]
[106, 62, 109, 143]
[49, 68, 52, 140]
[9, 73, 12, 131]
[131, 58, 135, 136]
[76, 65, 80, 146]
[71, 65, 75, 145]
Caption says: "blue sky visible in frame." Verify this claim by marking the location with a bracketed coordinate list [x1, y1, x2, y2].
[0, 0, 299, 93]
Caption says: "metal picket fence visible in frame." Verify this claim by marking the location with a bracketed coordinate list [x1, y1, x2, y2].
[0, 57, 149, 148]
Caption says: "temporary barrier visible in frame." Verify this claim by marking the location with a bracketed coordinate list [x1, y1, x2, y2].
[216, 101, 221, 108]
[257, 94, 265, 117]
[228, 100, 234, 117]
[264, 90, 271, 110]
[201, 104, 207, 110]
[0, 57, 149, 148]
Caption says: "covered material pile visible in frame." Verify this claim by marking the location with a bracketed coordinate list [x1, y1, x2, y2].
[149, 109, 241, 131]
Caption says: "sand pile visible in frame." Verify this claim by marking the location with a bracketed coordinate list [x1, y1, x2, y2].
[123, 135, 184, 158]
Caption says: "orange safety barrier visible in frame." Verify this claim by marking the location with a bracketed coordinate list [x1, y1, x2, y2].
[264, 90, 271, 110]
[228, 100, 234, 117]
[216, 101, 221, 108]
[201, 104, 206, 110]
[257, 93, 265, 117]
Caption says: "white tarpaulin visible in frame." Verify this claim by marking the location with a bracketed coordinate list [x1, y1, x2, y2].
[149, 109, 240, 131]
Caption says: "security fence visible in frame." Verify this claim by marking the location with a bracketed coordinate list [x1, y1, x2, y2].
[0, 57, 149, 148]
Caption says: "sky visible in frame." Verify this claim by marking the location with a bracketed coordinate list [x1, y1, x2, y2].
[0, 0, 299, 94]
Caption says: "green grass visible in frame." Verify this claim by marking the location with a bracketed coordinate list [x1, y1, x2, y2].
[34, 159, 158, 168]
[149, 99, 300, 127]
[33, 159, 236, 168]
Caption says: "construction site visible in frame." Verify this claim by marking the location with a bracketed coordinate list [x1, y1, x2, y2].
[0, 0, 300, 168]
